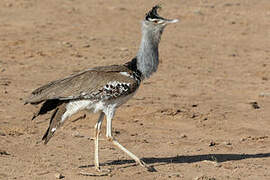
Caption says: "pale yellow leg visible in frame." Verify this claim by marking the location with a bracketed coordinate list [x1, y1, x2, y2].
[94, 112, 104, 171]
[104, 107, 155, 172]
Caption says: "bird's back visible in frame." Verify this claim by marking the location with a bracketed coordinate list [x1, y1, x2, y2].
[25, 62, 141, 105]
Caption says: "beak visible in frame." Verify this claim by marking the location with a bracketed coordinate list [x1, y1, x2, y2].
[165, 19, 179, 24]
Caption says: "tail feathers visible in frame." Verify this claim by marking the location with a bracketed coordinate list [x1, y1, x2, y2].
[32, 99, 63, 120]
[42, 103, 67, 144]
[42, 128, 51, 144]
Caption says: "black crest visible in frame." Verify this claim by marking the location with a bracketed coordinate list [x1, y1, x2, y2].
[145, 5, 163, 21]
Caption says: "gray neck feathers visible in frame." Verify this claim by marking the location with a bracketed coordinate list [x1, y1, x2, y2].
[137, 21, 165, 79]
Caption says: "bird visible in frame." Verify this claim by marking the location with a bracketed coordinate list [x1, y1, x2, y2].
[25, 5, 178, 173]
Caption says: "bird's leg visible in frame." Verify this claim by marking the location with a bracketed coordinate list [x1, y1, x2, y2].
[105, 108, 154, 172]
[94, 112, 104, 171]
[80, 112, 110, 177]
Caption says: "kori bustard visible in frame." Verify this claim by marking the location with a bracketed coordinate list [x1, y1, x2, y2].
[25, 5, 178, 172]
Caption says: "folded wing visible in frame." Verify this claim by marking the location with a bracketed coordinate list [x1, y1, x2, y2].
[25, 65, 139, 104]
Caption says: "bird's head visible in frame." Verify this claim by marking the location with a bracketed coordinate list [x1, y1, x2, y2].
[143, 5, 178, 29]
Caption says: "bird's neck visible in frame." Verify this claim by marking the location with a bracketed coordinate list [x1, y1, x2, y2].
[136, 24, 164, 80]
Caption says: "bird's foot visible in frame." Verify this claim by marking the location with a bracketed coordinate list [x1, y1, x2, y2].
[79, 167, 111, 177]
[95, 166, 111, 173]
[138, 159, 157, 172]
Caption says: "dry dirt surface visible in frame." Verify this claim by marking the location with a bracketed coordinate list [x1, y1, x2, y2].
[0, 0, 270, 179]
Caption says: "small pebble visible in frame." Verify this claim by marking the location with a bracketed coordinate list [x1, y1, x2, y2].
[55, 173, 64, 179]
[250, 102, 260, 109]
[118, 47, 128, 51]
[230, 53, 237, 57]
[82, 44, 90, 48]
[143, 139, 149, 143]
[224, 141, 232, 145]
[240, 137, 246, 141]
[180, 134, 187, 138]
[191, 114, 197, 118]
[168, 142, 174, 145]
[209, 141, 216, 147]
[62, 41, 72, 47]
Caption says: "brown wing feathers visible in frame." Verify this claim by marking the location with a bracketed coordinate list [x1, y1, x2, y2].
[32, 99, 64, 120]
[26, 65, 138, 104]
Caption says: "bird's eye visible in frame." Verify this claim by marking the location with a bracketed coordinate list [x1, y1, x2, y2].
[153, 20, 159, 23]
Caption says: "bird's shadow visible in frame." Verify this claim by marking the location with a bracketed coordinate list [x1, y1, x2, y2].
[79, 152, 270, 170]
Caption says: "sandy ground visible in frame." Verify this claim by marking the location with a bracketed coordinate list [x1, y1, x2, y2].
[0, 0, 270, 179]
